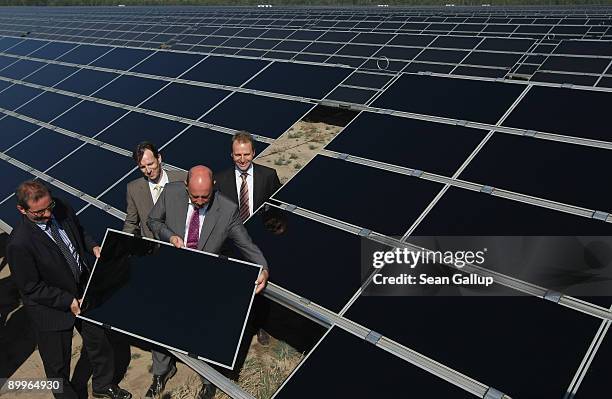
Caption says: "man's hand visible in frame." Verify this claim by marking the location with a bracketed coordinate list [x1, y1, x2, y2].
[255, 269, 269, 294]
[92, 246, 101, 258]
[70, 298, 81, 316]
[170, 235, 184, 248]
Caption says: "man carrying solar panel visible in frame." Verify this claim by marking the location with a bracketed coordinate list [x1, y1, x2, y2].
[6, 180, 132, 399]
[147, 165, 270, 398]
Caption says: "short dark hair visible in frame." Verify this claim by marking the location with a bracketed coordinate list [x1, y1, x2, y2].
[16, 180, 51, 209]
[132, 141, 160, 164]
[231, 131, 254, 152]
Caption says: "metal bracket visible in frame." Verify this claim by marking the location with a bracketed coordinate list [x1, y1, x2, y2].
[364, 330, 382, 345]
[298, 296, 310, 305]
[544, 290, 562, 303]
[284, 204, 297, 212]
[592, 210, 609, 221]
[358, 228, 372, 237]
[484, 387, 505, 399]
[523, 129, 536, 137]
[480, 185, 495, 194]
[336, 153, 349, 160]
[456, 120, 468, 127]
[410, 169, 424, 178]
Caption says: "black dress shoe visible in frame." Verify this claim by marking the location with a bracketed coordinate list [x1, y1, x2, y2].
[196, 383, 216, 399]
[257, 329, 270, 346]
[92, 384, 132, 399]
[144, 363, 177, 398]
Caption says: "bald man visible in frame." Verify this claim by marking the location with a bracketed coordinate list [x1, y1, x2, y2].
[147, 165, 269, 290]
[146, 166, 269, 398]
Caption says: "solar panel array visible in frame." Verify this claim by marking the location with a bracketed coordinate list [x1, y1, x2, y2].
[1, 5, 611, 398]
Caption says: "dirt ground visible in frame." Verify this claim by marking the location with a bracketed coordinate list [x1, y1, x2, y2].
[255, 120, 343, 184]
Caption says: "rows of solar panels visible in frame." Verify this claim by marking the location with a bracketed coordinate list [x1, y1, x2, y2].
[0, 6, 610, 89]
[0, 6, 610, 398]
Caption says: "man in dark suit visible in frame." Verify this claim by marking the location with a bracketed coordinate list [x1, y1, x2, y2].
[6, 180, 131, 399]
[214, 131, 280, 345]
[123, 141, 186, 398]
[214, 131, 281, 223]
[147, 165, 269, 399]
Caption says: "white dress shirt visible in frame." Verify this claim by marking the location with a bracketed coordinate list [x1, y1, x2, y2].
[183, 200, 208, 244]
[148, 169, 169, 205]
[234, 164, 254, 215]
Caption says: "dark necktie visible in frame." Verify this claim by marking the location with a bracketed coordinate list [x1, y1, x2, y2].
[47, 220, 81, 281]
[239, 172, 250, 223]
[186, 205, 200, 249]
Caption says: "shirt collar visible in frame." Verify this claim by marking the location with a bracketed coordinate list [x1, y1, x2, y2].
[188, 198, 210, 212]
[148, 169, 168, 187]
[234, 164, 253, 177]
[36, 216, 56, 230]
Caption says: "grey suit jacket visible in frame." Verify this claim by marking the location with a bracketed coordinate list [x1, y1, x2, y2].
[146, 181, 268, 270]
[123, 169, 186, 238]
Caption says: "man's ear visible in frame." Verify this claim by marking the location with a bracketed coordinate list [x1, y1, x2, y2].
[17, 205, 27, 215]
[158, 153, 163, 164]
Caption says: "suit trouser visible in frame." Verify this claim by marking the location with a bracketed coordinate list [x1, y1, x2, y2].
[151, 349, 174, 376]
[36, 319, 114, 399]
[252, 295, 270, 332]
[71, 328, 131, 388]
[151, 350, 213, 389]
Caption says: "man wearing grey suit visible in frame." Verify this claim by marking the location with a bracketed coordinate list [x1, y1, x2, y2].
[122, 142, 186, 398]
[124, 142, 186, 238]
[147, 165, 269, 285]
[147, 165, 269, 399]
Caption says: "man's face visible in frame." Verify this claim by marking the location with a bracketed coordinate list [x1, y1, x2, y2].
[18, 194, 54, 223]
[186, 180, 213, 208]
[138, 149, 162, 181]
[232, 141, 255, 172]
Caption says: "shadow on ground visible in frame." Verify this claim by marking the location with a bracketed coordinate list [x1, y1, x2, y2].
[0, 232, 38, 379]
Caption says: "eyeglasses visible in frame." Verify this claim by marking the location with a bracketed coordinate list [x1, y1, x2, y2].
[28, 200, 55, 217]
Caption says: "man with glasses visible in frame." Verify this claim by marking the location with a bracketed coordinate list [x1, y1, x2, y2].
[6, 180, 132, 399]
[147, 165, 269, 399]
[123, 141, 185, 399]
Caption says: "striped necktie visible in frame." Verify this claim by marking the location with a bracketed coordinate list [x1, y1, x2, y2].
[47, 220, 81, 281]
[239, 172, 250, 223]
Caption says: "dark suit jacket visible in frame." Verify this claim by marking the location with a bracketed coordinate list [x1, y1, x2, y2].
[214, 164, 281, 212]
[6, 198, 97, 331]
[123, 169, 186, 238]
[147, 182, 268, 270]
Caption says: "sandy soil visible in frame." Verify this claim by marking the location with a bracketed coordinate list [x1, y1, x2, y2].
[255, 120, 343, 184]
